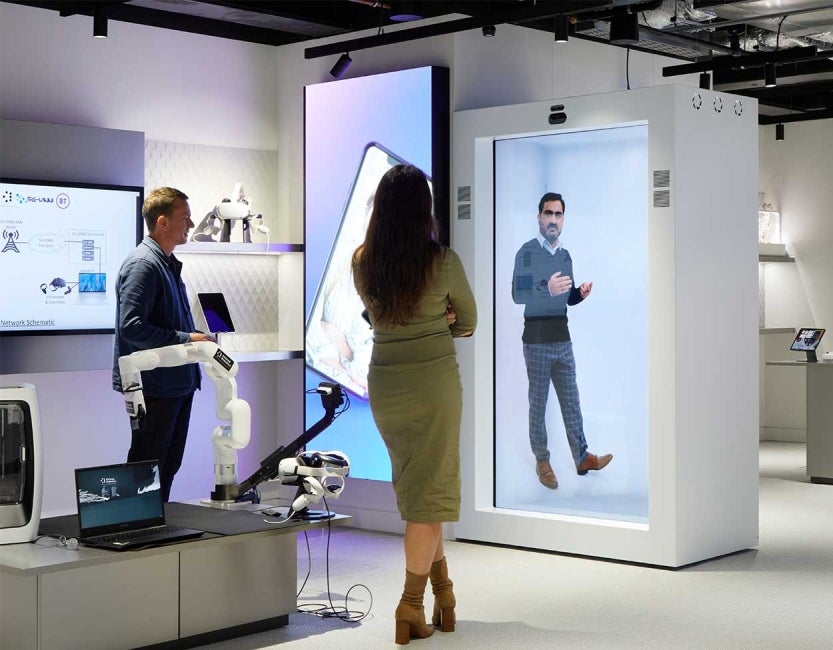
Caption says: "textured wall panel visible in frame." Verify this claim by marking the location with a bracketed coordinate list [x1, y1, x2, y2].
[180, 252, 282, 352]
[146, 140, 296, 353]
[145, 140, 279, 240]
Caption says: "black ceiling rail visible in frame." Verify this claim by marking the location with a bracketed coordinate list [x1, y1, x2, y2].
[732, 79, 833, 100]
[57, 1, 129, 18]
[635, 24, 733, 56]
[566, 0, 663, 21]
[714, 55, 833, 84]
[109, 3, 310, 46]
[304, 0, 622, 59]
[759, 108, 833, 125]
[196, 0, 383, 32]
[662, 45, 819, 76]
[4, 0, 314, 46]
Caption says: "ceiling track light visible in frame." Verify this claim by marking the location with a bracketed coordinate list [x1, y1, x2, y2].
[93, 8, 108, 39]
[482, 25, 496, 37]
[554, 15, 569, 44]
[699, 72, 711, 90]
[329, 52, 352, 79]
[776, 123, 785, 141]
[609, 12, 639, 46]
[764, 62, 777, 88]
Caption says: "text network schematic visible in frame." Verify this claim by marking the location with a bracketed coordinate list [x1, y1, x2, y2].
[0, 181, 141, 333]
[21, 230, 108, 296]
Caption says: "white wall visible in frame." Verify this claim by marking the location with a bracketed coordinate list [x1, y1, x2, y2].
[759, 120, 833, 341]
[758, 119, 833, 440]
[0, 3, 278, 149]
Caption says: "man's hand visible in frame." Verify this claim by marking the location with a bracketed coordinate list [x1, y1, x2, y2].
[579, 281, 593, 299]
[548, 272, 572, 297]
[190, 332, 216, 343]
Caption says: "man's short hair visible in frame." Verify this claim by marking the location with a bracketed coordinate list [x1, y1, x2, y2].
[538, 192, 565, 215]
[142, 187, 189, 232]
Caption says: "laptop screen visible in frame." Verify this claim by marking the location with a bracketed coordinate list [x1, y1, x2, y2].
[75, 461, 165, 537]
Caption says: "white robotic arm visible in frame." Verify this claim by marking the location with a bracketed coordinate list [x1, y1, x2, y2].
[118, 341, 251, 500]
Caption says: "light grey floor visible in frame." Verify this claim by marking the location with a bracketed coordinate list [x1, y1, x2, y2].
[204, 442, 833, 649]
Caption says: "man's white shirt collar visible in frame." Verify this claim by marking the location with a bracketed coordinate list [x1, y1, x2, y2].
[536, 233, 563, 255]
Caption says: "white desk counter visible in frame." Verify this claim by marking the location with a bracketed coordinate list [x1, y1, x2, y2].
[0, 502, 350, 650]
[766, 360, 833, 483]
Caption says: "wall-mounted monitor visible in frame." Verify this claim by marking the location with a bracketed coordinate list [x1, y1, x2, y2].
[0, 178, 143, 335]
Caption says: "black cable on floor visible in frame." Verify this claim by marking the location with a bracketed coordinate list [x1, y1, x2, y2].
[295, 495, 373, 623]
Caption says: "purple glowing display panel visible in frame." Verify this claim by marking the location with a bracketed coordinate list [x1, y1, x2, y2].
[304, 66, 449, 481]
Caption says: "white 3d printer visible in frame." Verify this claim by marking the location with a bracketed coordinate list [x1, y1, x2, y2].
[0, 384, 43, 544]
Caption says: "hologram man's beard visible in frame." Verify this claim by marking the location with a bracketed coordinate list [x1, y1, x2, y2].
[542, 226, 559, 242]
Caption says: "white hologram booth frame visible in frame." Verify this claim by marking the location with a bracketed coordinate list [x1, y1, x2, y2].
[452, 85, 759, 567]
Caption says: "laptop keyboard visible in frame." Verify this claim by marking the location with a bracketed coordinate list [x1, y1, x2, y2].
[96, 524, 188, 544]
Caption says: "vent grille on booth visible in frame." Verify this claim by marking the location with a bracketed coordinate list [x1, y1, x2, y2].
[457, 185, 472, 220]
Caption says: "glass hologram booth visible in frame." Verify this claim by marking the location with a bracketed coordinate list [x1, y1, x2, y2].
[453, 85, 759, 567]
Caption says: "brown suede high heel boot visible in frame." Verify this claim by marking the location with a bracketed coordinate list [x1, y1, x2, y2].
[429, 556, 456, 632]
[395, 570, 435, 645]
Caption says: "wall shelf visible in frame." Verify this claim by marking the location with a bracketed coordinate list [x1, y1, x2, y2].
[177, 242, 303, 254]
[760, 327, 796, 335]
[179, 243, 304, 356]
[758, 254, 795, 263]
[225, 349, 303, 363]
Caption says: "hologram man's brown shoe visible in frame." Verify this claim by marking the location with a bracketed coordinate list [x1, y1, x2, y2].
[536, 460, 559, 489]
[576, 453, 613, 475]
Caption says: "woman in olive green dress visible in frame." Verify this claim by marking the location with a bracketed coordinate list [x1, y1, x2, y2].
[353, 165, 476, 645]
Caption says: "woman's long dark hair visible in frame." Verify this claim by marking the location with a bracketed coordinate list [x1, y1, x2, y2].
[352, 165, 440, 327]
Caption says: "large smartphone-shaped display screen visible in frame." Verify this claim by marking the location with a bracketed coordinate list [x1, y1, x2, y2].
[493, 124, 649, 523]
[304, 66, 449, 481]
[305, 143, 411, 398]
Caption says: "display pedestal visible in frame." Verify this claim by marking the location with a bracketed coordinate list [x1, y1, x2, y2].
[0, 504, 350, 649]
[768, 360, 833, 483]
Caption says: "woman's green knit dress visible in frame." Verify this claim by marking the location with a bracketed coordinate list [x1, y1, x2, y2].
[355, 248, 477, 522]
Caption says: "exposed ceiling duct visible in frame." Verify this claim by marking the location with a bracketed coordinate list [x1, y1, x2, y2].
[623, 1, 833, 121]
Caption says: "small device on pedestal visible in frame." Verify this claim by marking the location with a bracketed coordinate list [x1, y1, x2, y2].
[0, 384, 43, 544]
[790, 327, 825, 363]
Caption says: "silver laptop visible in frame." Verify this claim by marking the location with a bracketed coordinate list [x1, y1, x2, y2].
[74, 460, 204, 550]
